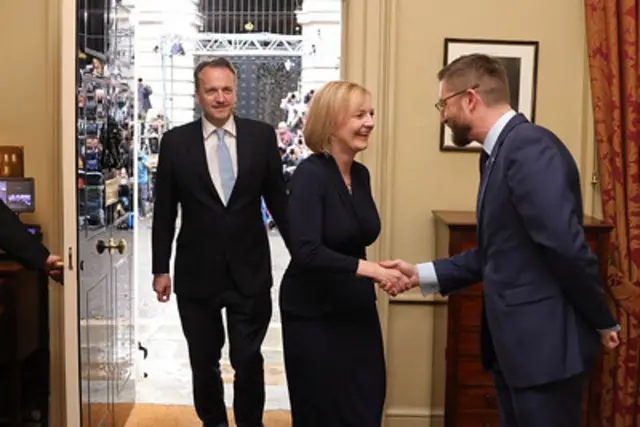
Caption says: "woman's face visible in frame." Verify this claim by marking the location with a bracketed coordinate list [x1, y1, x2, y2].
[332, 94, 375, 154]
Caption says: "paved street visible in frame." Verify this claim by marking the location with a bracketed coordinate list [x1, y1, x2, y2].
[134, 217, 290, 409]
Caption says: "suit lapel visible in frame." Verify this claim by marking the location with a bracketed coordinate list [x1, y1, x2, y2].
[187, 119, 223, 206]
[477, 114, 528, 228]
[229, 115, 250, 205]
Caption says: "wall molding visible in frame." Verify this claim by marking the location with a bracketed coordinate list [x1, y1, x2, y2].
[385, 407, 445, 418]
[47, 0, 65, 425]
[390, 297, 448, 305]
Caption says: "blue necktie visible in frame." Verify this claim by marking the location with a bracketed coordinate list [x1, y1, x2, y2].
[215, 128, 235, 203]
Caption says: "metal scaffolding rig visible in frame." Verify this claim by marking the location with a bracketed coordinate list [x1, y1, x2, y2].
[193, 32, 305, 56]
[151, 31, 305, 126]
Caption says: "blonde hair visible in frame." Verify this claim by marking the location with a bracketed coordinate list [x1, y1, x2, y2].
[303, 81, 371, 153]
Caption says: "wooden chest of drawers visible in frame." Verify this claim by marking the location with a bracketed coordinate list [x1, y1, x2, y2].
[433, 210, 612, 427]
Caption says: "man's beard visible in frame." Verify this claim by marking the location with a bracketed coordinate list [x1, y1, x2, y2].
[449, 120, 473, 147]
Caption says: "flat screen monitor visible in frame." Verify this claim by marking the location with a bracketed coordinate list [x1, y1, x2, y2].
[0, 178, 35, 213]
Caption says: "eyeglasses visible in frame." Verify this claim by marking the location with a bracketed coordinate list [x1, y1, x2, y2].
[434, 83, 480, 112]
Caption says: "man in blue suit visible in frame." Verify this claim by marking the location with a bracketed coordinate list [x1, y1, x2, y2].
[383, 54, 620, 427]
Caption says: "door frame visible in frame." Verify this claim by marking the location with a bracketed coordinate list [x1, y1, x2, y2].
[60, 0, 81, 424]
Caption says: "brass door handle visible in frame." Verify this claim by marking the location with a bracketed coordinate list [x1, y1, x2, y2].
[115, 239, 127, 254]
[96, 238, 127, 255]
[52, 260, 65, 270]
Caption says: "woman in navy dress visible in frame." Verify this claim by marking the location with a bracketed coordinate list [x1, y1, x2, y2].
[280, 81, 410, 426]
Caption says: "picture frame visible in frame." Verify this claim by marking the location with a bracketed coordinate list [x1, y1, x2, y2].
[439, 38, 539, 152]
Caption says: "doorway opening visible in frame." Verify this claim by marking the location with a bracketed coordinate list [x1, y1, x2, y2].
[131, 0, 342, 417]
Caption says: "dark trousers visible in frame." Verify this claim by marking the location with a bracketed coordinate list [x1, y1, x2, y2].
[177, 288, 271, 427]
[493, 366, 586, 427]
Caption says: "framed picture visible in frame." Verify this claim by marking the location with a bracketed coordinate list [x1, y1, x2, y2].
[439, 38, 539, 152]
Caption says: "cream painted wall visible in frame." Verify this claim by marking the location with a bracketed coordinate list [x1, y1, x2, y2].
[0, 0, 65, 425]
[342, 0, 598, 426]
[0, 2, 62, 237]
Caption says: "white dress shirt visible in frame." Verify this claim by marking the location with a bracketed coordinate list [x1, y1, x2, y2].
[202, 115, 238, 205]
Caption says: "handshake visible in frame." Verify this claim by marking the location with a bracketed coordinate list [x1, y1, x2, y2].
[373, 259, 418, 297]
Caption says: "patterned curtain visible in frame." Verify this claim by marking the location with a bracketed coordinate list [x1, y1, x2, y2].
[584, 1, 640, 426]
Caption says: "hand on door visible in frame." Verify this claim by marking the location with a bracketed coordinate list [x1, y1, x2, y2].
[44, 254, 64, 283]
[153, 274, 172, 302]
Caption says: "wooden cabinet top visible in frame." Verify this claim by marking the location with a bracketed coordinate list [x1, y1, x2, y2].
[432, 210, 613, 230]
[0, 261, 26, 282]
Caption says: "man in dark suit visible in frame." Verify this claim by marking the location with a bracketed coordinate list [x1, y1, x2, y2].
[382, 54, 620, 427]
[151, 57, 288, 427]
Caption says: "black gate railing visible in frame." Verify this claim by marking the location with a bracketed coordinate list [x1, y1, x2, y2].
[194, 55, 301, 126]
[199, 0, 303, 35]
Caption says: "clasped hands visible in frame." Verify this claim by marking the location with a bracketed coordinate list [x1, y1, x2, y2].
[375, 259, 418, 297]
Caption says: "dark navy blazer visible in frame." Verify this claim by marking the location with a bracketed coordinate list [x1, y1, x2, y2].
[434, 114, 617, 389]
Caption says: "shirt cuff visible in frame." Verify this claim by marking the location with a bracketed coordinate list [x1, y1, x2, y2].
[597, 325, 621, 333]
[417, 262, 440, 296]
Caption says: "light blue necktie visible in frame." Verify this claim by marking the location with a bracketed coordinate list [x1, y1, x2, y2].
[215, 128, 235, 203]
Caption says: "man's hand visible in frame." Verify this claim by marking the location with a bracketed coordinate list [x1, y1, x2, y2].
[600, 330, 620, 349]
[153, 274, 172, 302]
[44, 255, 64, 283]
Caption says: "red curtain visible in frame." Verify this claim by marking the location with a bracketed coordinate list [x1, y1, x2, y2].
[585, 1, 640, 426]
